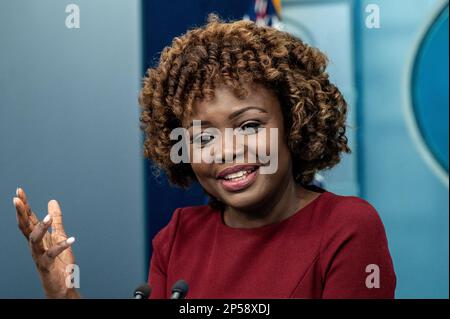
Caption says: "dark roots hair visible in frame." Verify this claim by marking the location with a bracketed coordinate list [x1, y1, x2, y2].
[139, 14, 351, 193]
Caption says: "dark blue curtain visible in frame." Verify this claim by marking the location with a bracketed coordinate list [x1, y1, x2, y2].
[141, 0, 253, 276]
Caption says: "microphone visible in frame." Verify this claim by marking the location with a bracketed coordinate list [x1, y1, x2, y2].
[133, 283, 152, 299]
[170, 279, 189, 299]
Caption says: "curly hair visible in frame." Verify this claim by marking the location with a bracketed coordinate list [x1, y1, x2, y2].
[139, 14, 351, 195]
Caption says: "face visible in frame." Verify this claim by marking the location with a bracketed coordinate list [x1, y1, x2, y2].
[183, 83, 294, 212]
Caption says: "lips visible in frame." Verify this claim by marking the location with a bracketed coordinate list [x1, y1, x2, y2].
[216, 164, 260, 180]
[216, 164, 260, 192]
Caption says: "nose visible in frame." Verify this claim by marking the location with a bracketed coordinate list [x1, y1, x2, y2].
[213, 130, 243, 164]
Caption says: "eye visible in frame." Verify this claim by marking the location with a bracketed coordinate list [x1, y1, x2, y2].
[192, 133, 214, 146]
[236, 121, 262, 134]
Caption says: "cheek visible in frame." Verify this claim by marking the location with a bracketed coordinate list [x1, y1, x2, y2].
[190, 163, 218, 188]
[191, 163, 222, 197]
[265, 129, 291, 179]
[246, 129, 276, 157]
[190, 163, 207, 177]
[247, 128, 287, 171]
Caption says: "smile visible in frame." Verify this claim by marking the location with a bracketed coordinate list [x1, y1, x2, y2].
[217, 165, 259, 192]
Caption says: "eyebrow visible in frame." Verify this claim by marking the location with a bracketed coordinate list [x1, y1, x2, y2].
[187, 106, 268, 129]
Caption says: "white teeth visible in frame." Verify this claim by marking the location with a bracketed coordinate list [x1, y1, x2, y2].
[224, 169, 254, 181]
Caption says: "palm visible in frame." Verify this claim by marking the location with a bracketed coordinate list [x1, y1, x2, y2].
[39, 231, 76, 296]
[43, 231, 74, 268]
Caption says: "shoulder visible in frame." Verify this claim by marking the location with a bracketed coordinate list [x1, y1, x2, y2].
[320, 192, 386, 236]
[317, 192, 396, 297]
[316, 191, 391, 256]
[317, 191, 392, 263]
[152, 205, 217, 247]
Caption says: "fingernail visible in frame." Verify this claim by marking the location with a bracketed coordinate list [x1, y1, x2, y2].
[43, 214, 51, 224]
[66, 237, 75, 245]
[13, 197, 18, 206]
[16, 188, 19, 197]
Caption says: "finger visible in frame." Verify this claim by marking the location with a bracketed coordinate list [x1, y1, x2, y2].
[16, 188, 39, 225]
[48, 200, 66, 236]
[29, 215, 52, 255]
[46, 237, 75, 259]
[15, 210, 31, 237]
[13, 197, 34, 238]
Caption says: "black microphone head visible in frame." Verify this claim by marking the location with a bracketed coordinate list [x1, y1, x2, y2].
[134, 283, 151, 299]
[171, 279, 189, 299]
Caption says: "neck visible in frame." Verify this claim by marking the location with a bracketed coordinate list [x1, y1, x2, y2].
[223, 173, 306, 229]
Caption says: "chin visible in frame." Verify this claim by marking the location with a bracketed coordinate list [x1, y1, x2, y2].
[216, 178, 269, 211]
[222, 194, 260, 210]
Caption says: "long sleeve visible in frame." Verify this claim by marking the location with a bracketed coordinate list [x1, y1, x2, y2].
[319, 198, 396, 298]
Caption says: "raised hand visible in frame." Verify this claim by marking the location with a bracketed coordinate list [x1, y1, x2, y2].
[13, 188, 80, 298]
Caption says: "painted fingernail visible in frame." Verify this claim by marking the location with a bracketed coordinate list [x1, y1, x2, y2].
[43, 214, 51, 224]
[66, 237, 75, 245]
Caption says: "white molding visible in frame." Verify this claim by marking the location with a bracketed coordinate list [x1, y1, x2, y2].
[402, 0, 449, 188]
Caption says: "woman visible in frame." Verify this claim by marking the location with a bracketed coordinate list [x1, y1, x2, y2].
[13, 15, 396, 298]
